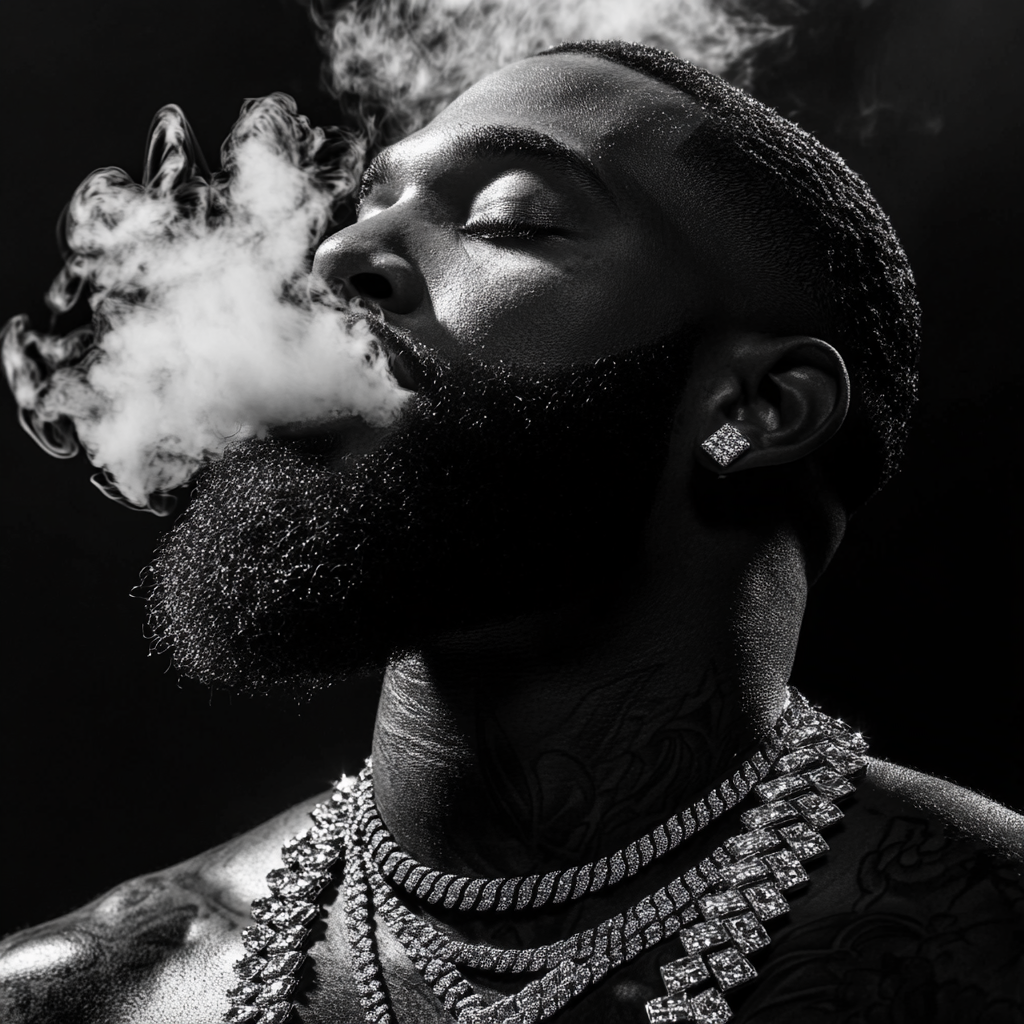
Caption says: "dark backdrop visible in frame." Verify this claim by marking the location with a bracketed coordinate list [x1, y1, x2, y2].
[1, 0, 1021, 939]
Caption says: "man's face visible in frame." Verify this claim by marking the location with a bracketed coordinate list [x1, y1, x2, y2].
[314, 53, 708, 370]
[145, 55, 711, 695]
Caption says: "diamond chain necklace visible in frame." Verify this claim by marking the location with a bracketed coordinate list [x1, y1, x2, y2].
[359, 731, 781, 914]
[224, 689, 868, 1024]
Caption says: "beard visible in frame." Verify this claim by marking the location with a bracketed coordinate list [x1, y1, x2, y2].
[143, 326, 695, 697]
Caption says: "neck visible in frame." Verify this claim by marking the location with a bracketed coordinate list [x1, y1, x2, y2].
[370, 533, 804, 880]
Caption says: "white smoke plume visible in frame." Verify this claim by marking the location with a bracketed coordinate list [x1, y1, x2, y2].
[311, 0, 790, 144]
[2, 95, 408, 514]
[6, 0, 899, 516]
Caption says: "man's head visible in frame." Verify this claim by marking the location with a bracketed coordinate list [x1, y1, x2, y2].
[317, 41, 920, 508]
[144, 44, 920, 694]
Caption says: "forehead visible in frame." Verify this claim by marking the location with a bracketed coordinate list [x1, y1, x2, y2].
[438, 53, 704, 143]
[384, 53, 706, 198]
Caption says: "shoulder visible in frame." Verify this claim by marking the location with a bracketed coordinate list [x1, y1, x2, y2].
[839, 759, 1023, 925]
[858, 758, 1024, 863]
[834, 758, 1024, 906]
[734, 760, 1024, 1023]
[0, 792, 326, 1024]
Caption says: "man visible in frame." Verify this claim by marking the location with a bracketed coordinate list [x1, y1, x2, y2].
[1, 40, 1020, 1024]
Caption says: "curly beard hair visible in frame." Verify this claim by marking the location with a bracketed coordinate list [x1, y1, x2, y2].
[142, 332, 694, 697]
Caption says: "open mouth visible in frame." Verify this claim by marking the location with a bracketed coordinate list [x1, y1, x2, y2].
[268, 317, 425, 444]
[386, 346, 419, 393]
[360, 313, 429, 394]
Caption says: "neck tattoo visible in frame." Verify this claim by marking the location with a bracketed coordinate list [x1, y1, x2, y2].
[223, 688, 868, 1024]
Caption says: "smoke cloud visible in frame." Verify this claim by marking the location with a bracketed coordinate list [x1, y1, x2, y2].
[309, 0, 789, 145]
[309, 0, 936, 148]
[3, 95, 408, 514]
[6, 0, 789, 518]
[4, 0, 921, 515]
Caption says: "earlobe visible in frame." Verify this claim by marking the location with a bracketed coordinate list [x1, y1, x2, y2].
[695, 335, 850, 474]
[701, 423, 751, 468]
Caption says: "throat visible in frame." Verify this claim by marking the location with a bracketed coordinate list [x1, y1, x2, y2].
[369, 643, 782, 882]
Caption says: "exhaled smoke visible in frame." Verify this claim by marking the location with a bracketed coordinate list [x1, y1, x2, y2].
[2, 94, 408, 514]
[4, 0, 927, 516]
[310, 0, 789, 144]
[310, 0, 939, 147]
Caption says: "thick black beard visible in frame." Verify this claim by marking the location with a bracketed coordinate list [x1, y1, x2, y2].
[143, 332, 694, 696]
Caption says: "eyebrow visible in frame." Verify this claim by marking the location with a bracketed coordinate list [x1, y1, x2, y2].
[358, 124, 617, 208]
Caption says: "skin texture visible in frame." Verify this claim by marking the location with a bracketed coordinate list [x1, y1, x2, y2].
[2, 53, 1021, 1023]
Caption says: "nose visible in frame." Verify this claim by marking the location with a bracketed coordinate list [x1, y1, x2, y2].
[312, 224, 424, 315]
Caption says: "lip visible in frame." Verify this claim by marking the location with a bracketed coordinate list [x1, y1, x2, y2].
[271, 326, 424, 444]
[386, 347, 418, 392]
[358, 312, 436, 394]
[358, 310, 419, 391]
[268, 308, 428, 443]
[268, 413, 367, 443]
[268, 411, 406, 463]
[310, 273, 428, 393]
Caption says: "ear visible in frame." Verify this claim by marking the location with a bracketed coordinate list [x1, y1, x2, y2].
[695, 334, 850, 473]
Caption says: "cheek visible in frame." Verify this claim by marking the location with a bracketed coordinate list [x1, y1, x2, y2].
[426, 242, 664, 366]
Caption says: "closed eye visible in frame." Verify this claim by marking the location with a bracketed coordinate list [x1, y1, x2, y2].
[460, 220, 563, 241]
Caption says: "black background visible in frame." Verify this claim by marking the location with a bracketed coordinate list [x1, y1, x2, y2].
[1, 0, 1020, 939]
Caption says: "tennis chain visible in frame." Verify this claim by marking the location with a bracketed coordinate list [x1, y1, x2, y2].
[224, 688, 868, 1024]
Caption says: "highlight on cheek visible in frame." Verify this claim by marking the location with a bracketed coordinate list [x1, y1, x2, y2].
[2, 95, 410, 515]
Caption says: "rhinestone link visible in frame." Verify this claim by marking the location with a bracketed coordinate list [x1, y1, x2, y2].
[225, 688, 864, 1024]
[644, 691, 866, 1024]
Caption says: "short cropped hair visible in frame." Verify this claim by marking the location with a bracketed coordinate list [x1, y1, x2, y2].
[545, 40, 922, 511]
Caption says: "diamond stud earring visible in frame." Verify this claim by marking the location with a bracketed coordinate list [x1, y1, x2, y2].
[701, 423, 751, 468]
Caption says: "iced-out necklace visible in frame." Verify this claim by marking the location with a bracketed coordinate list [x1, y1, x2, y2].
[223, 688, 867, 1024]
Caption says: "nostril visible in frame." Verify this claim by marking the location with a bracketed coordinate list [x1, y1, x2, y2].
[349, 273, 393, 301]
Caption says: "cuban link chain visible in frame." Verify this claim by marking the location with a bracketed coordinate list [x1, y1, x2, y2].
[223, 688, 867, 1024]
